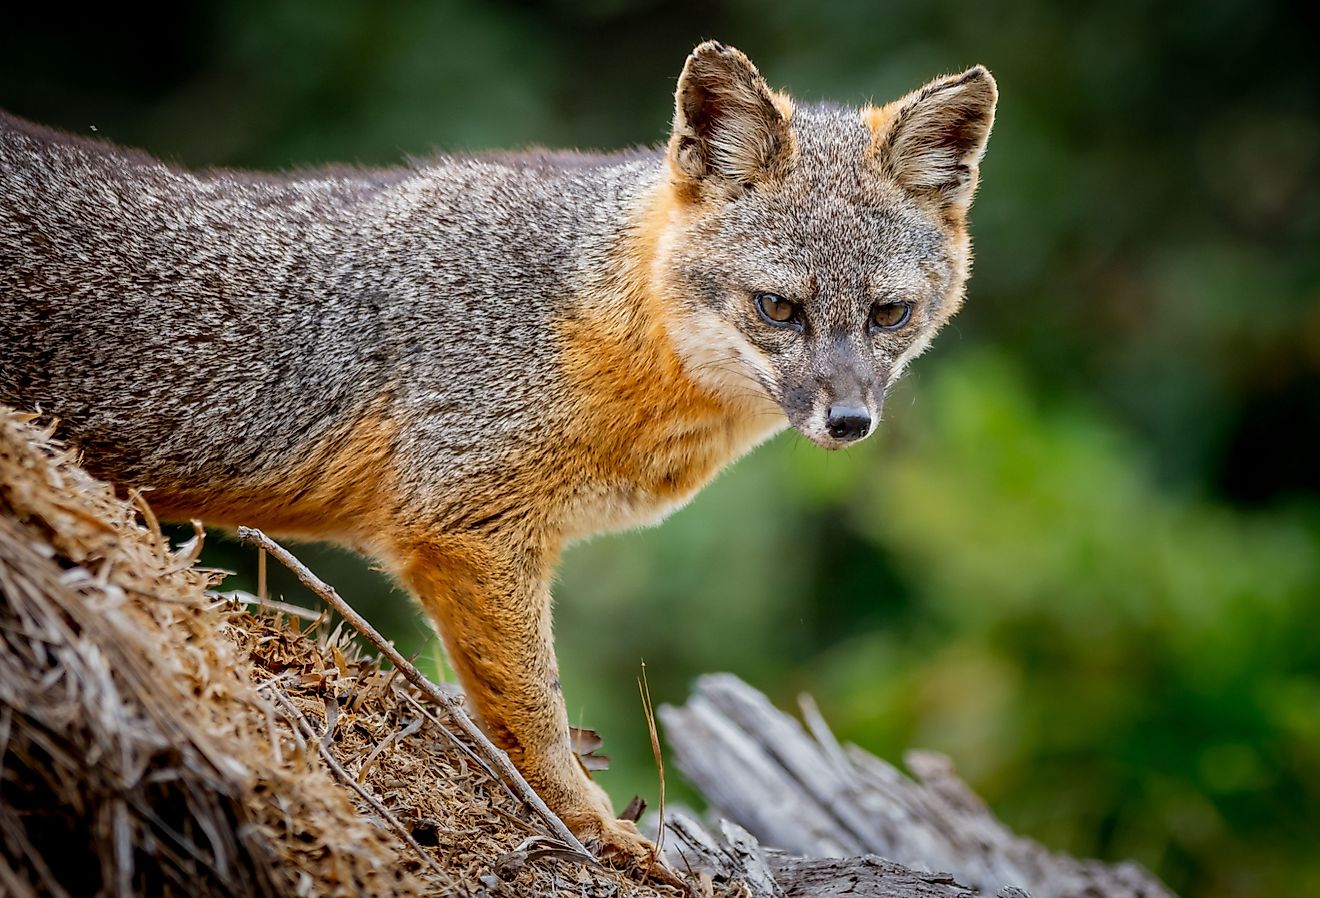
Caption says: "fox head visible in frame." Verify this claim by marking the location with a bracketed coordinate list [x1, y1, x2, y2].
[651, 41, 997, 449]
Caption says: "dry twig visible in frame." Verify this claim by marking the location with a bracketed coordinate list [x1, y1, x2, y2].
[236, 526, 589, 856]
[637, 662, 667, 876]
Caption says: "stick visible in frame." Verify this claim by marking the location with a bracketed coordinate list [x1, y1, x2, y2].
[397, 689, 523, 808]
[237, 526, 588, 854]
[209, 589, 324, 622]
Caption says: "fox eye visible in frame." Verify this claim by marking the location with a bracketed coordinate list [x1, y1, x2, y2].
[755, 292, 804, 330]
[870, 301, 912, 332]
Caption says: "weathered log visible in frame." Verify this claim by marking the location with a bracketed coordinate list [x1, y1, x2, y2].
[661, 810, 1032, 898]
[660, 674, 1174, 898]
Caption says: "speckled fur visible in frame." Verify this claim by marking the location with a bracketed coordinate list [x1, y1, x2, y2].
[0, 42, 996, 869]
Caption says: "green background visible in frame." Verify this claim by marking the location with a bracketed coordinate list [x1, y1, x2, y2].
[4, 3, 1316, 896]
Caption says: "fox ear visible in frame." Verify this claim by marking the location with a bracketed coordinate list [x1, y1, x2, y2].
[669, 41, 793, 190]
[874, 66, 997, 212]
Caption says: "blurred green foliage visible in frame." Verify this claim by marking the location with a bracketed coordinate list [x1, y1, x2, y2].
[4, 2, 1317, 896]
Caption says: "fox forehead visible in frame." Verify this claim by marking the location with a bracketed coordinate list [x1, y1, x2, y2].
[787, 102, 874, 180]
[701, 209, 948, 305]
[686, 104, 954, 308]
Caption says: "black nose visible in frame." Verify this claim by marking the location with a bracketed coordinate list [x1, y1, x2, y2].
[826, 404, 871, 441]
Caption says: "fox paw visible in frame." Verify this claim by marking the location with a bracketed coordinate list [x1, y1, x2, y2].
[564, 808, 686, 889]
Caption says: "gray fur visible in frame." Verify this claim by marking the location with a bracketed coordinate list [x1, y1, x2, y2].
[0, 113, 660, 516]
[666, 102, 957, 437]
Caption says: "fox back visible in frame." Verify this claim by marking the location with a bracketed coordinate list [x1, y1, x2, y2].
[0, 113, 658, 516]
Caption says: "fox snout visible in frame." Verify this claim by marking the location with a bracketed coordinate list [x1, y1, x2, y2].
[776, 345, 887, 450]
[806, 392, 880, 449]
[825, 403, 871, 442]
[803, 341, 885, 449]
[782, 379, 884, 450]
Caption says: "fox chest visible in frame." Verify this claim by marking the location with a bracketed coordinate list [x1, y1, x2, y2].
[572, 460, 712, 538]
[551, 310, 786, 541]
[558, 412, 785, 541]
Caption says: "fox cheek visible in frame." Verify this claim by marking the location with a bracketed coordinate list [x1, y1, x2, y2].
[776, 373, 816, 419]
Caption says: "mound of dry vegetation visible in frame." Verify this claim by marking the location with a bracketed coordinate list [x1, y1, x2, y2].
[0, 408, 660, 898]
[0, 407, 1174, 898]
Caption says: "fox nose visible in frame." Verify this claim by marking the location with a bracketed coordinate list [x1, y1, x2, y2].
[825, 404, 871, 442]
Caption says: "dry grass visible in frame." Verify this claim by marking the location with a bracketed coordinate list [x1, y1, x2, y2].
[0, 407, 676, 898]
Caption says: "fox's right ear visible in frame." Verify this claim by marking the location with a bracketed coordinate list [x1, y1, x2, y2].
[668, 41, 794, 193]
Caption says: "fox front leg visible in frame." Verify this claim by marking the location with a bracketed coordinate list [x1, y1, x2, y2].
[400, 533, 655, 866]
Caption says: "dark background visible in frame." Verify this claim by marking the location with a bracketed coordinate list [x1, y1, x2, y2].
[4, 3, 1317, 896]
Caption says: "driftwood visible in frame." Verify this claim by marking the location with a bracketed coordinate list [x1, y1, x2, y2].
[0, 407, 1177, 898]
[659, 675, 1174, 898]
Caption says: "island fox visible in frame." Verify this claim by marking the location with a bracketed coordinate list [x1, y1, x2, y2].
[0, 42, 996, 868]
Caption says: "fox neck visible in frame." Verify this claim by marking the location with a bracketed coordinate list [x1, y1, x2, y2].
[553, 178, 786, 537]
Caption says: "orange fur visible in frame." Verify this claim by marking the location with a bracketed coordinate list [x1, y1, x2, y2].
[379, 177, 781, 873]
[396, 505, 654, 866]
[861, 103, 899, 145]
[770, 89, 796, 121]
[555, 182, 775, 532]
[147, 405, 401, 546]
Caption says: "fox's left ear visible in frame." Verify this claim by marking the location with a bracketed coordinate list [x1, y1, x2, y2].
[872, 66, 998, 213]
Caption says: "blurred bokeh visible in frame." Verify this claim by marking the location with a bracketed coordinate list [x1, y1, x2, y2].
[4, 3, 1316, 896]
